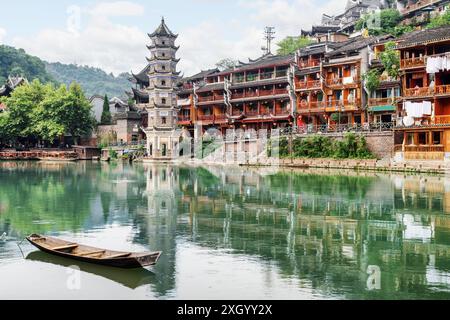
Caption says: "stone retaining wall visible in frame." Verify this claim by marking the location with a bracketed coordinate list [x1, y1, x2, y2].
[0, 150, 78, 160]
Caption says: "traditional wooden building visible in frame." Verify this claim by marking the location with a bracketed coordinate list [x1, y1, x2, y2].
[397, 0, 450, 27]
[130, 18, 181, 160]
[395, 25, 450, 161]
[366, 39, 402, 125]
[176, 54, 296, 135]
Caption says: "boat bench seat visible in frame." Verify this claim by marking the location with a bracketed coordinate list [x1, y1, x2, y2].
[52, 244, 79, 251]
[104, 253, 132, 259]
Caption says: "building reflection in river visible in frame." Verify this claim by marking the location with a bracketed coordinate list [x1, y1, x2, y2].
[159, 166, 450, 299]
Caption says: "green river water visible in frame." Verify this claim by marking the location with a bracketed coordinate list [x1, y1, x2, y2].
[0, 161, 450, 300]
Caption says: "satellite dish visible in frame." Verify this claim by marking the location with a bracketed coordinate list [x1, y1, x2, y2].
[403, 116, 415, 127]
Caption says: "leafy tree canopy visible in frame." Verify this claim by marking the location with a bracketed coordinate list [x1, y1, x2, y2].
[277, 36, 312, 55]
[215, 58, 238, 71]
[355, 9, 413, 37]
[0, 80, 96, 146]
[427, 11, 450, 29]
[0, 45, 55, 84]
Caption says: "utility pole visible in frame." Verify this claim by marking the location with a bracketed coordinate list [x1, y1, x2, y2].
[262, 27, 276, 55]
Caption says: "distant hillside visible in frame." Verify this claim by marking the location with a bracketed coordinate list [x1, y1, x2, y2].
[0, 45, 55, 85]
[45, 62, 131, 98]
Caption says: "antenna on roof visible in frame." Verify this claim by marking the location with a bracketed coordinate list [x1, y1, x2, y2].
[262, 26, 276, 55]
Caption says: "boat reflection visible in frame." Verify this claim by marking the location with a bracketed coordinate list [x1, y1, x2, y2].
[26, 251, 156, 290]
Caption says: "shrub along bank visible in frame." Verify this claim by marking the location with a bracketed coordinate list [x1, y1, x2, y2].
[269, 133, 374, 159]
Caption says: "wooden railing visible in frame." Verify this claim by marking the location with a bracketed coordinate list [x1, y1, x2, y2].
[400, 56, 425, 69]
[298, 59, 320, 68]
[404, 86, 434, 97]
[404, 85, 450, 97]
[198, 115, 214, 121]
[368, 97, 399, 106]
[245, 110, 259, 117]
[178, 116, 191, 122]
[198, 94, 224, 103]
[274, 88, 288, 95]
[397, 145, 444, 153]
[231, 88, 288, 99]
[296, 80, 321, 90]
[434, 115, 450, 124]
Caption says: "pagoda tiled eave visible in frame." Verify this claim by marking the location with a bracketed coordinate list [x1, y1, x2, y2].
[147, 44, 180, 50]
[147, 56, 181, 63]
[148, 70, 182, 76]
[147, 18, 178, 39]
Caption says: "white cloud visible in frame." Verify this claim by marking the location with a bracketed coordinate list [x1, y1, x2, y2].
[11, 0, 345, 77]
[0, 28, 6, 44]
[178, 0, 345, 75]
[12, 1, 148, 76]
[89, 1, 144, 17]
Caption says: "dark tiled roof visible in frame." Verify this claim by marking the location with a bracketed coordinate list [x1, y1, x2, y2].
[148, 18, 177, 38]
[232, 54, 294, 72]
[298, 42, 341, 57]
[183, 69, 220, 82]
[197, 83, 224, 93]
[396, 26, 450, 49]
[131, 65, 150, 85]
[132, 88, 149, 102]
[326, 34, 392, 57]
[296, 67, 320, 76]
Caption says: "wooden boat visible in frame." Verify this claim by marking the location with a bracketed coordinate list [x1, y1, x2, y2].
[26, 234, 162, 269]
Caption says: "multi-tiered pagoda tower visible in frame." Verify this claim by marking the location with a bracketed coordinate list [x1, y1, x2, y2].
[130, 18, 181, 161]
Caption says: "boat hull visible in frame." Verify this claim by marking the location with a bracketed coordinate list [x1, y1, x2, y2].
[26, 235, 161, 269]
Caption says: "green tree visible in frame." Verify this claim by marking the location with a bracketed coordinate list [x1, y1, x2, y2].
[59, 82, 96, 144]
[355, 9, 407, 36]
[380, 41, 400, 79]
[101, 95, 112, 125]
[0, 80, 50, 144]
[277, 36, 312, 55]
[427, 11, 450, 28]
[362, 69, 381, 95]
[215, 58, 238, 71]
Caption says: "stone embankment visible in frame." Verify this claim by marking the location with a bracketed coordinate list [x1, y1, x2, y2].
[0, 150, 78, 160]
[246, 158, 450, 175]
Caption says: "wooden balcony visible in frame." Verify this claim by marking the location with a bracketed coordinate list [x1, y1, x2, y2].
[214, 114, 228, 123]
[404, 86, 433, 97]
[404, 85, 450, 98]
[325, 76, 359, 86]
[298, 59, 320, 69]
[245, 110, 260, 117]
[400, 56, 425, 69]
[232, 109, 244, 116]
[296, 80, 321, 90]
[197, 94, 224, 103]
[274, 88, 288, 95]
[178, 116, 192, 125]
[398, 145, 444, 153]
[434, 115, 450, 125]
[368, 97, 399, 106]
[231, 88, 288, 100]
[298, 101, 326, 114]
[197, 115, 214, 122]
[324, 99, 361, 112]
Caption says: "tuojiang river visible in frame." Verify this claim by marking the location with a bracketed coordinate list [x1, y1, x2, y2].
[0, 161, 450, 300]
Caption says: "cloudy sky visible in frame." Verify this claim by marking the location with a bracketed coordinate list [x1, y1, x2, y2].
[0, 0, 344, 76]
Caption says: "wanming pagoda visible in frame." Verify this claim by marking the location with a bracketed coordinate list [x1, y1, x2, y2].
[130, 18, 181, 161]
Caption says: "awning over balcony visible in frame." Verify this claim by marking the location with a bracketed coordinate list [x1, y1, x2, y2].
[368, 105, 396, 112]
